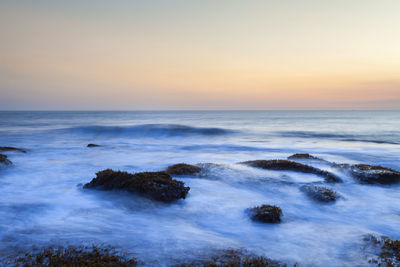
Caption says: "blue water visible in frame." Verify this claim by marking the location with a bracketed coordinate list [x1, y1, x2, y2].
[0, 111, 399, 266]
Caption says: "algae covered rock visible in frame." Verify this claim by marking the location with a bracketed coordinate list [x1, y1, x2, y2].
[180, 249, 281, 267]
[166, 163, 201, 175]
[379, 238, 400, 267]
[242, 159, 342, 183]
[333, 163, 400, 184]
[84, 169, 190, 202]
[0, 154, 12, 165]
[300, 185, 338, 202]
[247, 204, 282, 223]
[0, 146, 26, 153]
[3, 246, 137, 267]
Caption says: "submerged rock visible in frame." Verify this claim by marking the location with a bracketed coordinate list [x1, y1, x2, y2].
[242, 159, 342, 183]
[300, 185, 338, 202]
[247, 204, 282, 223]
[0, 146, 26, 153]
[166, 163, 201, 176]
[333, 164, 400, 184]
[87, 143, 101, 147]
[84, 169, 190, 202]
[0, 153, 12, 165]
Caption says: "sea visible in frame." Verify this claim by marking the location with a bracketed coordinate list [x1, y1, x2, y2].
[0, 110, 399, 266]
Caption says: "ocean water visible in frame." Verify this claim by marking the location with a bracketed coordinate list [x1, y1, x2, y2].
[0, 110, 399, 266]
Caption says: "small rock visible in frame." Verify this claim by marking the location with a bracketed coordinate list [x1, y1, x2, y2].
[300, 185, 338, 202]
[247, 204, 282, 223]
[242, 159, 342, 183]
[166, 163, 201, 175]
[333, 164, 400, 184]
[87, 144, 101, 147]
[0, 153, 12, 165]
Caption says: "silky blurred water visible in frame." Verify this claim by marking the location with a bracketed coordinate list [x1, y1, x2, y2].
[0, 111, 399, 266]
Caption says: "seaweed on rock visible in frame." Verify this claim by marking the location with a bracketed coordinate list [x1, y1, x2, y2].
[241, 159, 342, 183]
[2, 246, 137, 267]
[247, 204, 282, 223]
[333, 163, 400, 184]
[166, 163, 201, 176]
[300, 185, 338, 202]
[180, 249, 282, 267]
[379, 238, 400, 267]
[84, 169, 190, 202]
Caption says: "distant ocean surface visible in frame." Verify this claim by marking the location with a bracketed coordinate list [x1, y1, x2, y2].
[0, 110, 399, 266]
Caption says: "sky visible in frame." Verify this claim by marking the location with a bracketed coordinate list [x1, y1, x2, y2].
[0, 0, 399, 110]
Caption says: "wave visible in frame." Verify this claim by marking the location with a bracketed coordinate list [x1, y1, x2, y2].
[276, 131, 399, 145]
[54, 124, 235, 137]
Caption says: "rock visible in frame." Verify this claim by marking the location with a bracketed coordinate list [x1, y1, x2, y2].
[287, 153, 328, 163]
[2, 246, 137, 267]
[379, 238, 400, 267]
[84, 169, 190, 202]
[180, 249, 281, 267]
[247, 204, 282, 223]
[87, 144, 101, 147]
[333, 164, 400, 184]
[242, 159, 342, 183]
[0, 146, 26, 153]
[300, 185, 338, 202]
[0, 153, 12, 165]
[166, 163, 201, 175]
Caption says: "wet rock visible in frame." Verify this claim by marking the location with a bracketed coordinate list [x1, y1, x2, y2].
[333, 163, 400, 184]
[247, 204, 282, 223]
[166, 163, 201, 175]
[379, 238, 400, 267]
[242, 159, 342, 183]
[2, 246, 137, 267]
[300, 185, 338, 202]
[87, 144, 101, 147]
[0, 146, 26, 153]
[84, 169, 190, 202]
[287, 153, 329, 163]
[180, 249, 282, 267]
[0, 153, 12, 165]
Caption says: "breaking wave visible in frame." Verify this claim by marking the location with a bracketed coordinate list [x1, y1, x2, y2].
[53, 124, 235, 138]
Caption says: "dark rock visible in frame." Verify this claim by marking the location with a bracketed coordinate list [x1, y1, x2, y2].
[0, 154, 12, 165]
[87, 144, 101, 147]
[333, 163, 400, 184]
[3, 246, 137, 267]
[287, 153, 328, 163]
[166, 163, 201, 175]
[300, 185, 338, 202]
[247, 204, 282, 223]
[0, 146, 26, 153]
[242, 159, 342, 183]
[181, 249, 281, 267]
[84, 169, 190, 202]
[379, 238, 400, 267]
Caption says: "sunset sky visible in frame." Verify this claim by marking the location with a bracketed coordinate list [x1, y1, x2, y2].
[1, 0, 399, 110]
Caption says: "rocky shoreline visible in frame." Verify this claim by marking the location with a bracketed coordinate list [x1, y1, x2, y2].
[1, 147, 400, 266]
